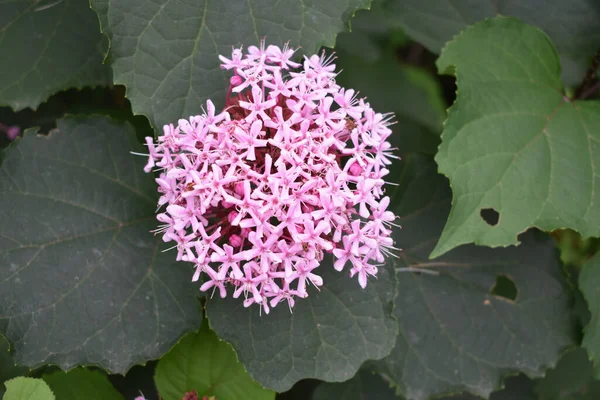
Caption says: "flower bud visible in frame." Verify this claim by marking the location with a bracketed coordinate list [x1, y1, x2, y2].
[229, 234, 243, 247]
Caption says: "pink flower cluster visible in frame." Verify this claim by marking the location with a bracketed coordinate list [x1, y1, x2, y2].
[143, 42, 398, 313]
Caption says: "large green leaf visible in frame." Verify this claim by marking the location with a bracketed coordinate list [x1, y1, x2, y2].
[376, 155, 576, 400]
[0, 0, 112, 111]
[430, 17, 600, 258]
[155, 321, 275, 400]
[206, 260, 397, 392]
[93, 0, 371, 130]
[380, 0, 600, 84]
[3, 377, 54, 400]
[43, 369, 124, 400]
[0, 116, 201, 373]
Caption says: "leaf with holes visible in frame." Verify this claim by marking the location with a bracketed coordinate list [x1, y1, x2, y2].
[379, 0, 600, 84]
[155, 321, 275, 400]
[0, 116, 201, 373]
[430, 17, 600, 258]
[205, 259, 397, 392]
[0, 0, 112, 110]
[375, 154, 576, 400]
[91, 0, 371, 130]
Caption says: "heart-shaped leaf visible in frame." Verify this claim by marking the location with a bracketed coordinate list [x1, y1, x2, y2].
[92, 0, 371, 130]
[0, 116, 201, 373]
[431, 17, 600, 257]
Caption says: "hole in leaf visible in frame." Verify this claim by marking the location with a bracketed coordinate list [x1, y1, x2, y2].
[490, 275, 518, 301]
[480, 208, 500, 226]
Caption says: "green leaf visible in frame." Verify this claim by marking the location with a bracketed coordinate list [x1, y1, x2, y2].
[205, 261, 397, 392]
[155, 321, 275, 400]
[0, 336, 28, 397]
[43, 368, 123, 400]
[0, 116, 201, 373]
[377, 154, 576, 400]
[3, 377, 54, 400]
[335, 50, 446, 156]
[535, 348, 595, 400]
[0, 0, 112, 111]
[312, 370, 399, 400]
[380, 0, 600, 85]
[430, 17, 600, 258]
[92, 0, 371, 130]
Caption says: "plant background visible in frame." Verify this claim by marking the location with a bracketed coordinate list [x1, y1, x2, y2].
[1, 0, 599, 399]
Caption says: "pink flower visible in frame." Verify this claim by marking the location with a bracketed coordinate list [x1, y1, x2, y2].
[142, 41, 399, 312]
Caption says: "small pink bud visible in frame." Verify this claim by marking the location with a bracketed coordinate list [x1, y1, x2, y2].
[230, 75, 243, 87]
[349, 162, 363, 176]
[227, 210, 239, 223]
[234, 182, 245, 195]
[222, 200, 234, 208]
[240, 228, 250, 238]
[229, 234, 243, 247]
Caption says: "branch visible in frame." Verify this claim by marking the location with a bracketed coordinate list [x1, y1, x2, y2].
[575, 48, 600, 99]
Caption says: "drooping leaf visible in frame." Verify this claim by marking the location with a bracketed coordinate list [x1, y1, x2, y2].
[0, 116, 201, 373]
[376, 154, 576, 400]
[0, 0, 112, 111]
[155, 321, 275, 400]
[312, 370, 399, 400]
[0, 335, 28, 397]
[380, 0, 600, 84]
[92, 0, 371, 130]
[43, 369, 124, 400]
[3, 377, 54, 400]
[430, 17, 600, 258]
[335, 50, 445, 156]
[205, 260, 397, 392]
